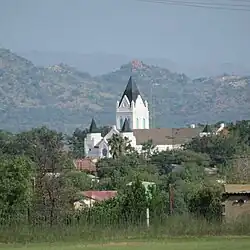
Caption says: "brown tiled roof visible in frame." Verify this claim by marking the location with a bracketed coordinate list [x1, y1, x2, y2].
[224, 184, 250, 194]
[133, 128, 201, 145]
[73, 158, 96, 172]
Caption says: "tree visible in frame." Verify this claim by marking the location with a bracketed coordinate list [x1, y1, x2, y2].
[67, 128, 88, 158]
[119, 177, 148, 224]
[187, 184, 222, 220]
[141, 139, 156, 159]
[185, 134, 240, 165]
[108, 134, 132, 159]
[96, 153, 160, 190]
[15, 126, 75, 226]
[0, 155, 33, 223]
[229, 120, 250, 147]
[227, 153, 250, 184]
[65, 171, 92, 191]
[0, 130, 12, 154]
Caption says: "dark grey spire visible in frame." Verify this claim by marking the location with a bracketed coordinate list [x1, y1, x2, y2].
[119, 76, 143, 107]
[89, 118, 99, 133]
[121, 118, 132, 132]
[202, 124, 212, 133]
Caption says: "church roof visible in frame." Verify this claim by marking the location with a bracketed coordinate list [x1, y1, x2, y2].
[119, 76, 143, 107]
[133, 128, 202, 145]
[89, 118, 99, 133]
[121, 118, 132, 132]
[202, 124, 212, 133]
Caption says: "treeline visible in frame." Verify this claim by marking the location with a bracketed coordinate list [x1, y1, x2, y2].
[0, 120, 250, 242]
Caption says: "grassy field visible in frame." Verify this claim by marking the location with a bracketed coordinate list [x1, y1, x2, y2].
[1, 238, 250, 250]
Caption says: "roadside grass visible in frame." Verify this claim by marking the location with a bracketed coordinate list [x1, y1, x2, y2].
[0, 237, 250, 250]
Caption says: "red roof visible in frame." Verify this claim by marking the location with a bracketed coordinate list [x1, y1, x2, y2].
[81, 191, 118, 202]
[74, 158, 96, 173]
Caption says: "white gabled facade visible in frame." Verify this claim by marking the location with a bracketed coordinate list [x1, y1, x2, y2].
[116, 76, 149, 130]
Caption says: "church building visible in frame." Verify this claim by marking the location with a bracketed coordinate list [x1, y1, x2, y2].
[84, 76, 225, 158]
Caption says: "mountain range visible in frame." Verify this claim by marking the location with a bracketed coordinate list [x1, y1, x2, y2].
[19, 50, 250, 77]
[0, 48, 249, 133]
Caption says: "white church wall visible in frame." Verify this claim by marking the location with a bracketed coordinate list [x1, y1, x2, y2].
[116, 94, 149, 130]
[132, 96, 149, 129]
[134, 143, 182, 154]
[116, 96, 134, 130]
[121, 132, 137, 147]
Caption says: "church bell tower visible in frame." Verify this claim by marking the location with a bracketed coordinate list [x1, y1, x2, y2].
[116, 76, 149, 130]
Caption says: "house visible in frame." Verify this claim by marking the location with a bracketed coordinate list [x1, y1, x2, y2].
[84, 76, 227, 158]
[74, 190, 117, 210]
[222, 184, 250, 221]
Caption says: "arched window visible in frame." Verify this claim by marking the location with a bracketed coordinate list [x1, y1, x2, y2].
[120, 117, 123, 129]
[136, 118, 139, 129]
[127, 118, 131, 128]
[143, 118, 146, 129]
[102, 148, 108, 157]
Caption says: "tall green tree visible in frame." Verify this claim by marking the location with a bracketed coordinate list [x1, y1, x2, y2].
[108, 134, 132, 159]
[12, 126, 75, 226]
[67, 128, 88, 158]
[0, 155, 33, 223]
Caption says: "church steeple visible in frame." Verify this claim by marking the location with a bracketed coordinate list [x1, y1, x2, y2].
[89, 118, 99, 133]
[118, 76, 144, 107]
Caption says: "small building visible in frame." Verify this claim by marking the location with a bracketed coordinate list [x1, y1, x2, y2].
[222, 184, 250, 221]
[74, 190, 118, 210]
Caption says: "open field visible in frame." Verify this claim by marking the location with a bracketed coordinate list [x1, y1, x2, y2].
[1, 238, 250, 250]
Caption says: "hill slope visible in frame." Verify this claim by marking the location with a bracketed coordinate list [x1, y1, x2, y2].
[0, 48, 249, 133]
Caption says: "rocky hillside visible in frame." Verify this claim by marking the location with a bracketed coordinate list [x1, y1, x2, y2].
[0, 48, 249, 133]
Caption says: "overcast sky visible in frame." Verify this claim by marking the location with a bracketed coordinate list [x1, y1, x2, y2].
[1, 0, 250, 67]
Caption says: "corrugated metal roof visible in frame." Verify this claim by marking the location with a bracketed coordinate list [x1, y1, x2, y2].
[224, 184, 250, 194]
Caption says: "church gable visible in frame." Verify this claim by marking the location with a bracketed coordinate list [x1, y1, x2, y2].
[118, 76, 145, 107]
[104, 126, 120, 140]
[134, 95, 144, 107]
[119, 95, 131, 109]
[93, 138, 109, 157]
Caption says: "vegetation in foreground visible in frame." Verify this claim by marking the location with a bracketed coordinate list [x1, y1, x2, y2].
[1, 120, 250, 243]
[1, 238, 250, 250]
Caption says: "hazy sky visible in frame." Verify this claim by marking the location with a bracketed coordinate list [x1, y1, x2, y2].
[1, 0, 250, 66]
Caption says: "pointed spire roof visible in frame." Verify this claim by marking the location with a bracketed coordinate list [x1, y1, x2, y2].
[121, 118, 132, 132]
[89, 118, 99, 133]
[202, 124, 212, 133]
[119, 76, 142, 107]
